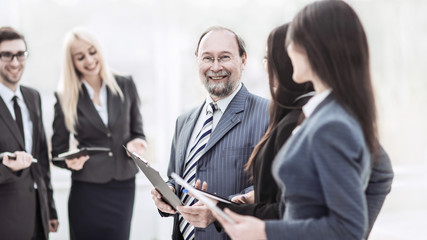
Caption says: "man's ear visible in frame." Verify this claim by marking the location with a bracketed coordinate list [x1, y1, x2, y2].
[241, 53, 247, 70]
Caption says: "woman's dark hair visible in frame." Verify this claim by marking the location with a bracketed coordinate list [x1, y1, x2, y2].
[245, 23, 313, 174]
[286, 0, 378, 154]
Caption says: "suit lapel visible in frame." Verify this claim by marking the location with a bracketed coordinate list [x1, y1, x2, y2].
[77, 85, 109, 133]
[21, 87, 39, 155]
[177, 105, 203, 175]
[107, 87, 122, 129]
[204, 85, 247, 154]
[0, 92, 25, 149]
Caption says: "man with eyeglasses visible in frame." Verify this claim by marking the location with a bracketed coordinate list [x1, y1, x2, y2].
[151, 26, 269, 240]
[0, 26, 58, 240]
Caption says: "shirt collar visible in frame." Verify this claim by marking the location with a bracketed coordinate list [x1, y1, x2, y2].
[82, 80, 106, 99]
[205, 83, 242, 114]
[302, 89, 332, 119]
[0, 81, 23, 103]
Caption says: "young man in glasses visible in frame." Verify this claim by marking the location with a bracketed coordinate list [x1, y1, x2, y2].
[0, 26, 58, 240]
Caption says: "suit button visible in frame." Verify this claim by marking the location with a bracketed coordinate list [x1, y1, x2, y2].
[106, 132, 112, 138]
[108, 152, 113, 157]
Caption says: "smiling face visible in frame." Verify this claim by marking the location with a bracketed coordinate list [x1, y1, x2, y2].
[0, 39, 27, 90]
[197, 29, 246, 101]
[70, 39, 101, 80]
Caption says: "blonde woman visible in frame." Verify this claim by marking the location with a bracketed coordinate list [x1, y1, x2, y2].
[51, 28, 146, 240]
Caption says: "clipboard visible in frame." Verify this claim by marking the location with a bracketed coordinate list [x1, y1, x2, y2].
[123, 146, 182, 211]
[52, 147, 110, 161]
[0, 152, 38, 163]
[171, 172, 236, 224]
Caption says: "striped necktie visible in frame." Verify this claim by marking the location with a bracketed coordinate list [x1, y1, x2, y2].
[179, 102, 217, 240]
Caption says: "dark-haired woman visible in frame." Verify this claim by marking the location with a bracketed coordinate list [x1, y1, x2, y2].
[216, 23, 313, 219]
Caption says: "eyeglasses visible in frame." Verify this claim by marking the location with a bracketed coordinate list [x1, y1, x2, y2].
[198, 55, 234, 64]
[0, 51, 29, 62]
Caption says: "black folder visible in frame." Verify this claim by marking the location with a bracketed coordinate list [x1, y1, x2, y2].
[52, 147, 110, 161]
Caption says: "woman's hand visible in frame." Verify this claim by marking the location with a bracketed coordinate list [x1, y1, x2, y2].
[65, 155, 89, 171]
[126, 138, 147, 156]
[212, 208, 267, 240]
[231, 190, 255, 204]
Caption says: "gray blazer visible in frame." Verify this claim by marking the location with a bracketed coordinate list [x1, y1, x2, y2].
[265, 94, 372, 240]
[166, 85, 269, 240]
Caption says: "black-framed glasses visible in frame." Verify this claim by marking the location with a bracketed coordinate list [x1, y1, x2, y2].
[0, 51, 29, 62]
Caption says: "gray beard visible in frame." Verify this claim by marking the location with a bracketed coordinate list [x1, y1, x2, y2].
[204, 78, 237, 99]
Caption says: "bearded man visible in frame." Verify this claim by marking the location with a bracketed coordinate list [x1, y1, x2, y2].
[150, 26, 269, 240]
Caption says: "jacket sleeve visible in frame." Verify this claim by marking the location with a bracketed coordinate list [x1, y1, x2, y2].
[364, 144, 393, 238]
[125, 76, 146, 144]
[51, 92, 70, 169]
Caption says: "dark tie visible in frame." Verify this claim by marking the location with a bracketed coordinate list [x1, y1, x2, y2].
[12, 96, 25, 143]
[179, 102, 218, 240]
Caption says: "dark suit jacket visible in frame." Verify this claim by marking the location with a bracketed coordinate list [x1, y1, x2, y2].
[51, 75, 145, 183]
[165, 85, 269, 240]
[0, 86, 57, 240]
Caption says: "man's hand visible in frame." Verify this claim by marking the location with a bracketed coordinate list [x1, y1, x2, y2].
[231, 190, 255, 204]
[177, 201, 216, 228]
[151, 187, 176, 214]
[65, 155, 89, 171]
[49, 219, 59, 232]
[176, 179, 217, 228]
[2, 151, 33, 171]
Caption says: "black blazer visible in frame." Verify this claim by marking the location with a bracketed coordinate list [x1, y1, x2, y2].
[51, 75, 146, 183]
[0, 86, 57, 240]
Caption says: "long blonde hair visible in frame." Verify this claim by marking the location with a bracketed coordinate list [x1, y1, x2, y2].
[58, 28, 123, 134]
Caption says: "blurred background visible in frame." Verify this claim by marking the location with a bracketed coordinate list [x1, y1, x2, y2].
[1, 0, 426, 239]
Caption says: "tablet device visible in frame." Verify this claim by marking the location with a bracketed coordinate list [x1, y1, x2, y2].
[0, 152, 38, 163]
[123, 146, 182, 211]
[192, 188, 235, 205]
[171, 172, 236, 224]
[52, 147, 110, 161]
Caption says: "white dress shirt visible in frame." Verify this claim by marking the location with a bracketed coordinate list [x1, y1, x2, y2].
[292, 89, 332, 135]
[83, 80, 109, 126]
